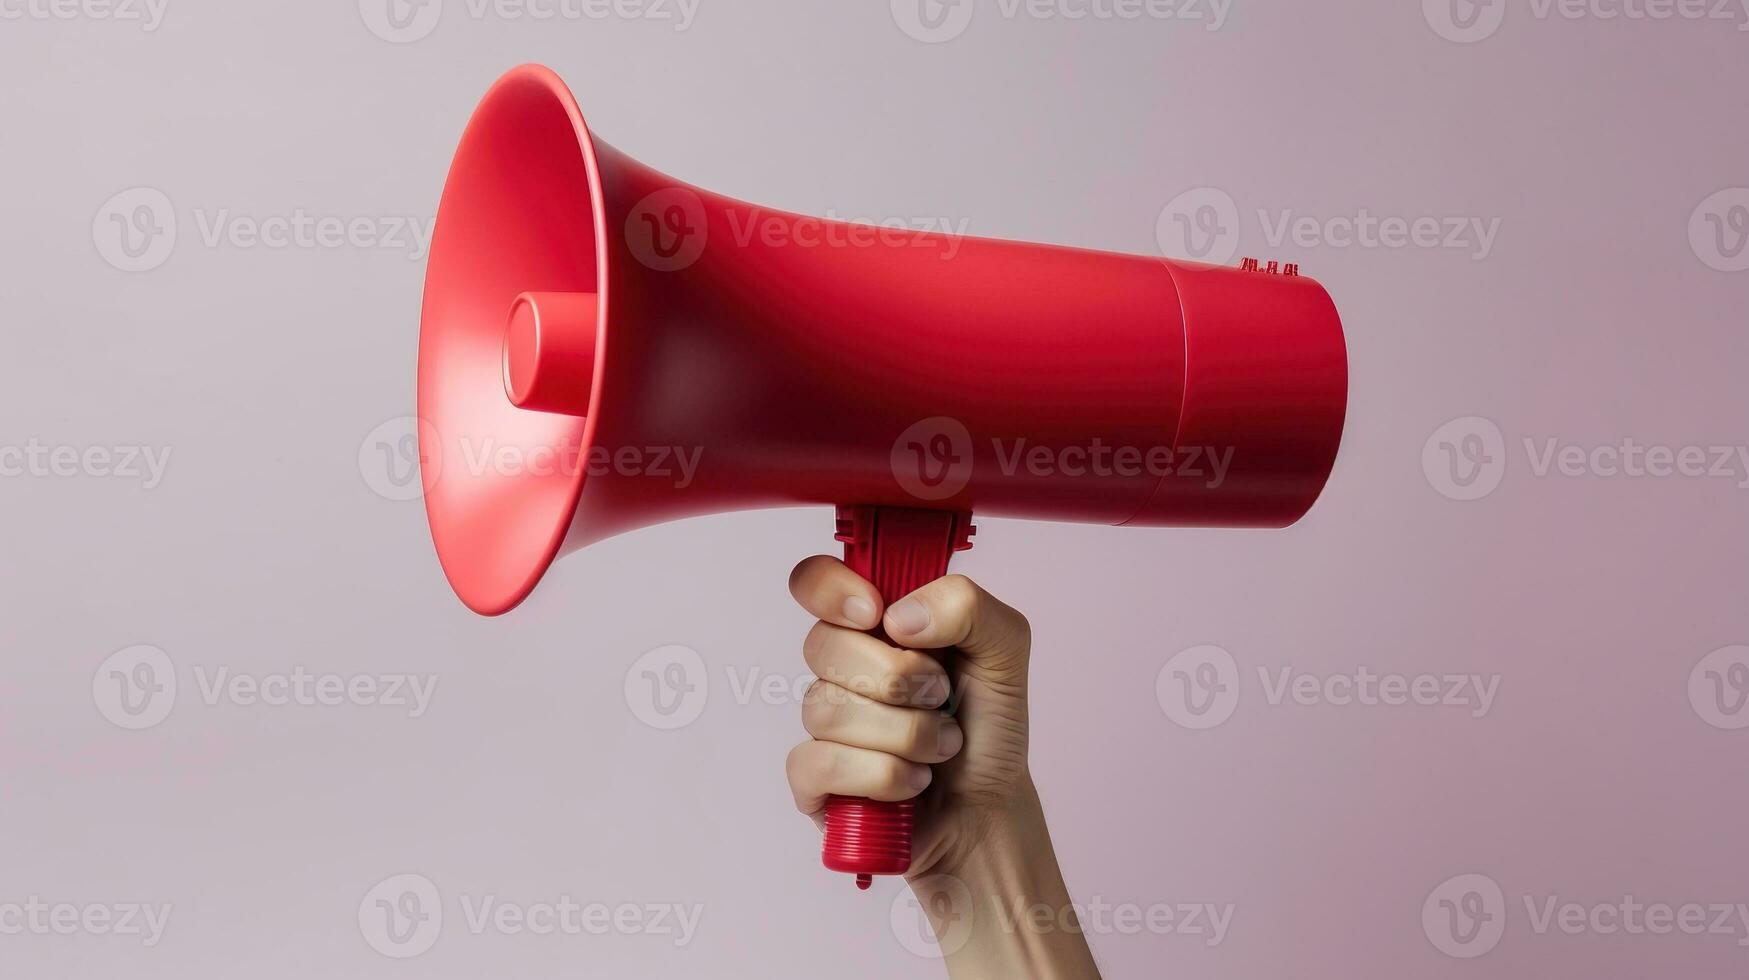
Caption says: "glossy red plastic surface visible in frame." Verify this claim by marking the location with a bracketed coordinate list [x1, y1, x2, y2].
[418, 65, 1348, 618]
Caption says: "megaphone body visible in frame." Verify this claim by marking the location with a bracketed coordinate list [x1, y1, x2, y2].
[419, 65, 1347, 886]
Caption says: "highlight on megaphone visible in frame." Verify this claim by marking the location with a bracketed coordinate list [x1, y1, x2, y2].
[417, 64, 1347, 888]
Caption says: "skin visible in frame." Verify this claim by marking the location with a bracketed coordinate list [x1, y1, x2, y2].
[786, 557, 1103, 979]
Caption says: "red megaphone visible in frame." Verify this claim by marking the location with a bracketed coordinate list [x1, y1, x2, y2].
[418, 64, 1347, 888]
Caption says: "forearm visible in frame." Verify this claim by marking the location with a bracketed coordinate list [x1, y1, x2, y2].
[911, 778, 1102, 980]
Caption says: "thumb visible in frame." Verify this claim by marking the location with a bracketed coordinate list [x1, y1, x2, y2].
[882, 574, 1031, 678]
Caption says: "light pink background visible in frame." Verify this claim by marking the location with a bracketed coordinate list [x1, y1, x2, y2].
[3, 0, 1747, 976]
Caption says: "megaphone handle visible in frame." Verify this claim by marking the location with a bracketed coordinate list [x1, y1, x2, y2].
[826, 505, 976, 890]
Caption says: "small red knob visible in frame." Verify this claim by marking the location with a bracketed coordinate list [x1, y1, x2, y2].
[502, 290, 598, 416]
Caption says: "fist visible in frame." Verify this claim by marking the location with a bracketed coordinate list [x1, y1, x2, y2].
[784, 557, 1033, 878]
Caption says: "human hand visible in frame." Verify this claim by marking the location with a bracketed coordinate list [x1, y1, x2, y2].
[784, 557, 1101, 978]
[783, 558, 1034, 877]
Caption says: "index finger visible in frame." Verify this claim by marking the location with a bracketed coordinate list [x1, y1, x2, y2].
[788, 555, 884, 631]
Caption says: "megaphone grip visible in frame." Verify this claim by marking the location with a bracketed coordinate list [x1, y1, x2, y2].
[825, 506, 975, 889]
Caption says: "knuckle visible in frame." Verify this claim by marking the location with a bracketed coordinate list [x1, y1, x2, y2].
[877, 754, 914, 793]
[785, 742, 815, 782]
[801, 621, 833, 667]
[915, 658, 952, 695]
[940, 573, 980, 607]
[814, 659, 868, 696]
[874, 667, 911, 704]
[789, 740, 845, 788]
[912, 672, 950, 708]
[807, 681, 862, 733]
[800, 687, 830, 734]
[903, 711, 936, 756]
[936, 574, 982, 626]
[864, 650, 936, 705]
[788, 555, 823, 591]
[802, 679, 839, 718]
[789, 555, 841, 604]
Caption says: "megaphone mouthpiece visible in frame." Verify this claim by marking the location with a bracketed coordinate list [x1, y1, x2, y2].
[502, 290, 598, 417]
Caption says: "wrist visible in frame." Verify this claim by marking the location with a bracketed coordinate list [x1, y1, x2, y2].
[907, 776, 1101, 979]
[922, 774, 1046, 880]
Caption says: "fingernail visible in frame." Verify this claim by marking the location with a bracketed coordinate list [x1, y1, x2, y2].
[887, 597, 930, 636]
[907, 766, 934, 791]
[842, 595, 878, 629]
[937, 722, 964, 758]
[913, 675, 950, 708]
